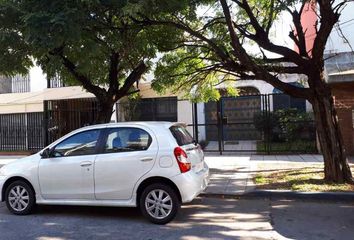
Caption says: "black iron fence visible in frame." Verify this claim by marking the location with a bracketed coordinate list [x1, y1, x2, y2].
[44, 98, 98, 145]
[0, 112, 44, 152]
[0, 99, 98, 153]
[189, 94, 318, 154]
[0, 94, 317, 154]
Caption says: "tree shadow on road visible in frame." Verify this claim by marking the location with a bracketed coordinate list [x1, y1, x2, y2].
[0, 197, 282, 240]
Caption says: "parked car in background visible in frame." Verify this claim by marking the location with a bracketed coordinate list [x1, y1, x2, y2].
[0, 122, 209, 224]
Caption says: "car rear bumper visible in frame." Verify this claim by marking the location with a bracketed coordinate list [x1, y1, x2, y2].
[171, 164, 210, 203]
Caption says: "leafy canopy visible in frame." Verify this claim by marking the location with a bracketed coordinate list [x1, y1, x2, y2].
[0, 0, 159, 87]
[132, 0, 322, 101]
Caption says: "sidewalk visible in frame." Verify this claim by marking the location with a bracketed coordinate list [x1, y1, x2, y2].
[204, 154, 354, 198]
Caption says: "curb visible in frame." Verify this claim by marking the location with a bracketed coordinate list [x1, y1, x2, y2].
[200, 190, 354, 202]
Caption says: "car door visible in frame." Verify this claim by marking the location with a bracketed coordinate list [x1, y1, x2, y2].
[38, 129, 101, 200]
[94, 127, 158, 200]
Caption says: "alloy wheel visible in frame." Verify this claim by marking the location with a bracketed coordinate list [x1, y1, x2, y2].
[8, 185, 30, 212]
[145, 189, 173, 220]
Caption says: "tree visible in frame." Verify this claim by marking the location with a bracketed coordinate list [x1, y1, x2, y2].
[134, 0, 353, 183]
[0, 0, 157, 123]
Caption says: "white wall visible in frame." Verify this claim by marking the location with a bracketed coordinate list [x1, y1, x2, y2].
[177, 100, 194, 137]
[196, 103, 206, 141]
[29, 66, 47, 92]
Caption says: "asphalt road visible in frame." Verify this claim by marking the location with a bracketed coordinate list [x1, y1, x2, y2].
[0, 197, 353, 240]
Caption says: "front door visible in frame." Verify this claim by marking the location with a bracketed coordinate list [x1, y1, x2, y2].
[94, 127, 158, 200]
[39, 129, 101, 200]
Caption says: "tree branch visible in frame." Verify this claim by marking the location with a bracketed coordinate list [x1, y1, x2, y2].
[117, 61, 148, 98]
[220, 0, 311, 99]
[49, 47, 107, 100]
[312, 0, 340, 62]
[131, 15, 233, 64]
[232, 0, 307, 66]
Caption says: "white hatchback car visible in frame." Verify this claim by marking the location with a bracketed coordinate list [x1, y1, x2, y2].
[0, 122, 209, 224]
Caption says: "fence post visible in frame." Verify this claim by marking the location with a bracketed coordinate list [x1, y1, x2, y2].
[193, 102, 199, 143]
[43, 100, 49, 147]
[217, 99, 223, 155]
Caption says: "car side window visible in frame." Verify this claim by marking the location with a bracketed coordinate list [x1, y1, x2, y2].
[52, 129, 100, 157]
[104, 128, 152, 153]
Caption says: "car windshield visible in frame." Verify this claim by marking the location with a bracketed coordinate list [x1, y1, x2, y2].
[170, 125, 194, 146]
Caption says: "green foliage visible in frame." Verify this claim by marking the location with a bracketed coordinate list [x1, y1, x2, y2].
[254, 108, 314, 142]
[0, 0, 158, 86]
[257, 140, 317, 153]
[153, 48, 238, 102]
[150, 20, 236, 102]
[276, 108, 314, 141]
[144, 0, 303, 101]
[254, 111, 279, 140]
[0, 1, 32, 75]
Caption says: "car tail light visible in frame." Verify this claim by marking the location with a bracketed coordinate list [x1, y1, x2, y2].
[174, 147, 191, 173]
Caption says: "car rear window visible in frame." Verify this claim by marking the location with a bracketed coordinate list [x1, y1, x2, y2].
[170, 125, 194, 146]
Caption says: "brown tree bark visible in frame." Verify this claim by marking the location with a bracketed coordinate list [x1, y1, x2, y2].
[310, 81, 353, 183]
[95, 100, 115, 124]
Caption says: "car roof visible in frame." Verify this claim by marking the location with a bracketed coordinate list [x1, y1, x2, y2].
[78, 121, 185, 131]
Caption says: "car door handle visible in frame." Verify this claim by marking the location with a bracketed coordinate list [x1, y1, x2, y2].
[80, 161, 93, 167]
[140, 157, 154, 162]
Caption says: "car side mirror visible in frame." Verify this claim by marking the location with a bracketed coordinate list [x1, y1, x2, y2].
[40, 148, 52, 159]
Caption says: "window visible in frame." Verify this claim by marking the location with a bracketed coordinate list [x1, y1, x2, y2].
[170, 125, 194, 146]
[134, 97, 177, 121]
[104, 128, 152, 153]
[52, 130, 100, 157]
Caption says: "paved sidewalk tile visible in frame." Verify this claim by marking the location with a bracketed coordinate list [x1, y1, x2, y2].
[275, 155, 290, 161]
[286, 155, 303, 162]
[204, 154, 329, 196]
[263, 155, 278, 161]
[250, 155, 264, 161]
[204, 156, 250, 195]
[299, 154, 318, 162]
[312, 154, 324, 162]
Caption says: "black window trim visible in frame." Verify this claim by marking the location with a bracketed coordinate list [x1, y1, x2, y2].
[97, 127, 153, 154]
[45, 129, 104, 158]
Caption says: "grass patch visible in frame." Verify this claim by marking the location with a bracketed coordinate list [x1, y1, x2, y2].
[254, 167, 354, 192]
[257, 140, 317, 153]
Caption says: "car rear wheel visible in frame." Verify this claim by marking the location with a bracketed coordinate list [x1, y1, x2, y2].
[5, 180, 35, 215]
[140, 183, 180, 224]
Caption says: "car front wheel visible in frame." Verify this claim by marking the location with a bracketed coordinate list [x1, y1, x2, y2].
[5, 180, 35, 215]
[140, 183, 180, 224]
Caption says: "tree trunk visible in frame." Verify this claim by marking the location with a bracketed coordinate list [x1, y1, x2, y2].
[95, 101, 114, 124]
[311, 88, 353, 184]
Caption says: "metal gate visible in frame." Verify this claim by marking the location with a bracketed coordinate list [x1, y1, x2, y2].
[0, 112, 44, 152]
[194, 94, 317, 154]
[44, 98, 98, 145]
